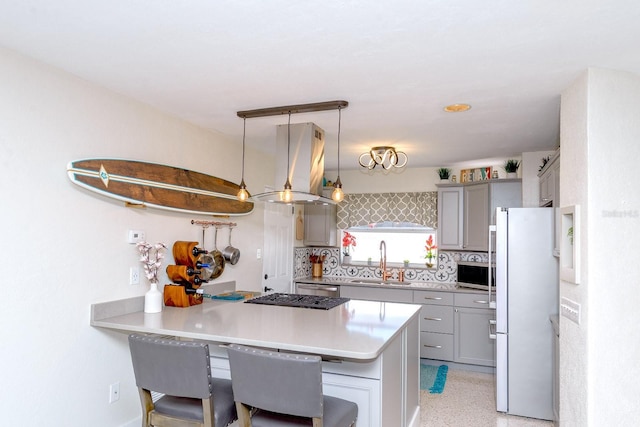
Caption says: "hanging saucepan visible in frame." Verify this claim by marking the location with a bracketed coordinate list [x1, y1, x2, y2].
[222, 227, 240, 265]
[208, 226, 225, 279]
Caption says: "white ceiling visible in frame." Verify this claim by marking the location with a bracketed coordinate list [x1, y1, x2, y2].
[2, 0, 640, 170]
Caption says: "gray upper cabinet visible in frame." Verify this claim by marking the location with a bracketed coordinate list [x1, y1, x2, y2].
[303, 204, 337, 246]
[538, 151, 560, 207]
[437, 187, 464, 250]
[463, 184, 490, 251]
[537, 149, 561, 255]
[438, 180, 522, 252]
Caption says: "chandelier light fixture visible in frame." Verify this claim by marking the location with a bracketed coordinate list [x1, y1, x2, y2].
[332, 106, 344, 203]
[359, 146, 408, 170]
[236, 117, 249, 201]
[236, 100, 348, 204]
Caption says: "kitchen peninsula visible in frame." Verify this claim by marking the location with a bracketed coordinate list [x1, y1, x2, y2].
[91, 294, 421, 427]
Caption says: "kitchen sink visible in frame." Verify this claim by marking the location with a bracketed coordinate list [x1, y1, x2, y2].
[349, 278, 412, 286]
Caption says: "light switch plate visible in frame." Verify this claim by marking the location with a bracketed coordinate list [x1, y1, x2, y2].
[127, 229, 145, 244]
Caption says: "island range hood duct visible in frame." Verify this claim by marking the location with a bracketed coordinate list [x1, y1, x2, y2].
[251, 122, 334, 205]
[237, 100, 348, 205]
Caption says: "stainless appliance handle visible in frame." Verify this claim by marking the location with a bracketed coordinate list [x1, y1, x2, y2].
[297, 284, 338, 292]
[488, 224, 496, 309]
[489, 319, 497, 340]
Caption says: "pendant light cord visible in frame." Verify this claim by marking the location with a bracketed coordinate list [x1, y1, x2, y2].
[337, 107, 342, 176]
[241, 117, 246, 182]
[286, 111, 291, 186]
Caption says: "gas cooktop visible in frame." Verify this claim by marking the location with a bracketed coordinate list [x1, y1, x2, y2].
[244, 293, 350, 310]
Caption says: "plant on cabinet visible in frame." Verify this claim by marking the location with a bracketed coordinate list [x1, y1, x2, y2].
[504, 159, 520, 178]
[437, 167, 452, 182]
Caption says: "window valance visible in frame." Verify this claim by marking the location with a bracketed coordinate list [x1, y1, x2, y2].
[336, 192, 438, 229]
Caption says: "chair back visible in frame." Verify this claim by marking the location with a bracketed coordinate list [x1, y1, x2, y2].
[129, 334, 212, 399]
[226, 344, 324, 418]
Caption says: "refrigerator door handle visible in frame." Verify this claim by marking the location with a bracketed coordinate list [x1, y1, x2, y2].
[489, 319, 497, 339]
[488, 224, 496, 309]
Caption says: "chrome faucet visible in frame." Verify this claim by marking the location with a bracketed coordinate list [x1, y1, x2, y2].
[379, 240, 392, 281]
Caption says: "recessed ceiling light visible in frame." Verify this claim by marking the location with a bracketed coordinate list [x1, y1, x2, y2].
[444, 103, 471, 113]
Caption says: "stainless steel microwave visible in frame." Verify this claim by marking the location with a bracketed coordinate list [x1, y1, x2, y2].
[457, 261, 494, 290]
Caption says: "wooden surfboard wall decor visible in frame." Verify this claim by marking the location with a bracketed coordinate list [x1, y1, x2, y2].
[67, 158, 254, 216]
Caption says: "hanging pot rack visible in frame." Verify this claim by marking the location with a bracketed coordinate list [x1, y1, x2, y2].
[191, 219, 237, 229]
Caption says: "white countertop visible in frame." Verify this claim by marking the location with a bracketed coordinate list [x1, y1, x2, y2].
[91, 297, 421, 360]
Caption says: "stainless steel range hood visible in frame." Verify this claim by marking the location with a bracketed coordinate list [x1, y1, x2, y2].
[238, 100, 348, 205]
[251, 122, 335, 205]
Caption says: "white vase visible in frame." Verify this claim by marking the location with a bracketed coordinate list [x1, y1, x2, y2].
[144, 282, 163, 313]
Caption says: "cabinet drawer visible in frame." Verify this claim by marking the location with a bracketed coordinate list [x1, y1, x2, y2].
[413, 290, 453, 306]
[419, 305, 454, 334]
[341, 285, 413, 303]
[454, 292, 492, 309]
[420, 332, 453, 361]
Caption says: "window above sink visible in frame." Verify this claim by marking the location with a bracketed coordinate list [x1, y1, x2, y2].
[341, 222, 437, 268]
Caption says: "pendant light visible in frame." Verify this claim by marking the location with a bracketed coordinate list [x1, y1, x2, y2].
[280, 112, 293, 203]
[332, 106, 345, 203]
[236, 117, 249, 201]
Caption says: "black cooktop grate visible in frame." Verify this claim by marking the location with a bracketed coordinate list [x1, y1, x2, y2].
[244, 293, 350, 310]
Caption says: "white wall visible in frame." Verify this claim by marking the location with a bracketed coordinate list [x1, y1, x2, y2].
[0, 47, 273, 426]
[560, 68, 640, 425]
[326, 158, 524, 194]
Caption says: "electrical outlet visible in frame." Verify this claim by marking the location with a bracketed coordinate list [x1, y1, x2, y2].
[256, 249, 262, 259]
[109, 382, 120, 403]
[129, 267, 140, 285]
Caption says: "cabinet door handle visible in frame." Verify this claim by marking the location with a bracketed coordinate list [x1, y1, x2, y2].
[474, 300, 489, 305]
[423, 296, 442, 301]
[423, 344, 443, 349]
[424, 317, 442, 321]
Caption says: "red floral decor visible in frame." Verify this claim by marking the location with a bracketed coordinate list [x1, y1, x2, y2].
[424, 235, 438, 267]
[342, 231, 357, 256]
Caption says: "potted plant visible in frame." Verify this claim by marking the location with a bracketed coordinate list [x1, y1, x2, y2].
[424, 235, 437, 268]
[403, 259, 410, 268]
[367, 257, 372, 266]
[342, 231, 356, 264]
[504, 159, 520, 178]
[437, 167, 452, 182]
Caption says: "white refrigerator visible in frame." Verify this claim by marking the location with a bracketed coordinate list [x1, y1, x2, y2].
[491, 207, 558, 420]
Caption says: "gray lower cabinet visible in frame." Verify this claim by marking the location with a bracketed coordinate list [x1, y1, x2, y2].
[453, 293, 496, 367]
[414, 290, 454, 361]
[340, 285, 413, 303]
[340, 286, 496, 367]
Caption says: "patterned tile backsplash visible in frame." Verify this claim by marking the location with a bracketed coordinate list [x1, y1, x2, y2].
[294, 247, 489, 283]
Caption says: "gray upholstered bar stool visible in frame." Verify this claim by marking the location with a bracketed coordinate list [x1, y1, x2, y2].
[226, 344, 358, 427]
[128, 334, 237, 427]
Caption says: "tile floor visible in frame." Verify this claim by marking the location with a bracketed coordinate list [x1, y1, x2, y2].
[420, 369, 555, 427]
